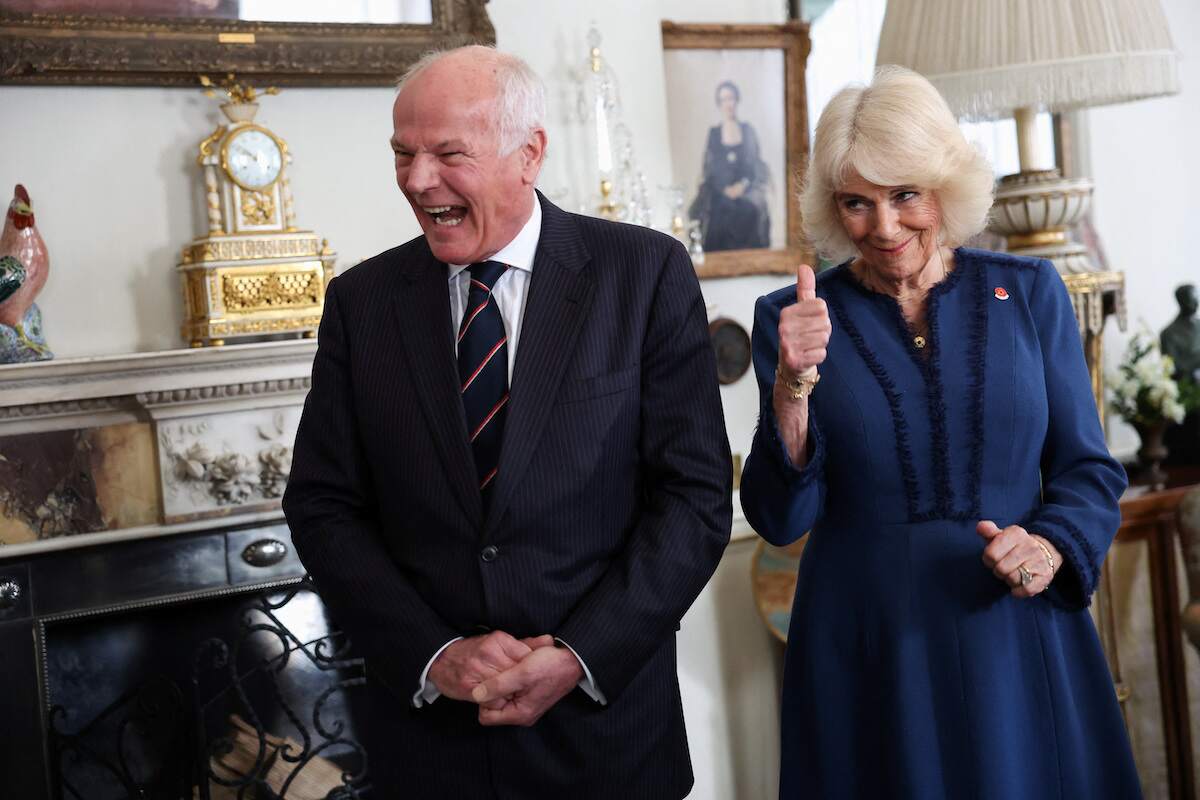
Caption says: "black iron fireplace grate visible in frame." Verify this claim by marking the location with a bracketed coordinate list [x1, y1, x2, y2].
[46, 578, 370, 799]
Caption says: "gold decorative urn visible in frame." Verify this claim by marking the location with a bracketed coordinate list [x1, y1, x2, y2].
[178, 76, 335, 347]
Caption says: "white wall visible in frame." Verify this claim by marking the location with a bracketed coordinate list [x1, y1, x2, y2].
[805, 0, 886, 127]
[679, 536, 785, 800]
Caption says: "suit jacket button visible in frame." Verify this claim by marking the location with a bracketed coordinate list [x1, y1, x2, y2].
[480, 545, 500, 562]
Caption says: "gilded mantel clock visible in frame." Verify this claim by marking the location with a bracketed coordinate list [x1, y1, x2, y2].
[178, 77, 336, 347]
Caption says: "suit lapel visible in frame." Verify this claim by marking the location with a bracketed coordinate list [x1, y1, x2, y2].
[392, 246, 484, 528]
[485, 195, 595, 535]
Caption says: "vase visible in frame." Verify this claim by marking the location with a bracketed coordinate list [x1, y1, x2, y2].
[220, 102, 259, 123]
[1134, 419, 1170, 488]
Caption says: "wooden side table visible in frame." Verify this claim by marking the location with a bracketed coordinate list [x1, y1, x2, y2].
[1115, 481, 1196, 800]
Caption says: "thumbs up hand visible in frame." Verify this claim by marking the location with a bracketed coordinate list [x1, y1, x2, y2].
[777, 264, 831, 379]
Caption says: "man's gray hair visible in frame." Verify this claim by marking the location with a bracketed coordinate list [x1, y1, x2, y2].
[397, 45, 546, 156]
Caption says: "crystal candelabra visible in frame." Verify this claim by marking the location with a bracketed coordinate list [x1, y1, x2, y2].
[573, 24, 703, 260]
[579, 25, 622, 220]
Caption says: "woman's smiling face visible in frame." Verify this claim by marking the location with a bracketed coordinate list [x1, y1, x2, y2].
[834, 171, 943, 283]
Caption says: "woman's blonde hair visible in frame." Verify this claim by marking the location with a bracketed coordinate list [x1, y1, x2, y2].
[800, 66, 994, 263]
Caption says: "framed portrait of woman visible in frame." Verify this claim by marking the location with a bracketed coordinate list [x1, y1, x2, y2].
[661, 21, 811, 278]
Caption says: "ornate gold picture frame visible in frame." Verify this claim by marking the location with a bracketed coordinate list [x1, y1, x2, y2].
[661, 21, 811, 279]
[0, 0, 494, 86]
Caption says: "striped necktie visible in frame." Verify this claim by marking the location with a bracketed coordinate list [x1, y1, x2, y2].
[457, 260, 510, 507]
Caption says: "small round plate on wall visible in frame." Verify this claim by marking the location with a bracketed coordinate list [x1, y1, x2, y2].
[709, 317, 751, 385]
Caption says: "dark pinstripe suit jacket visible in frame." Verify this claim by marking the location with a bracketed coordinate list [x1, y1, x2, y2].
[282, 193, 731, 799]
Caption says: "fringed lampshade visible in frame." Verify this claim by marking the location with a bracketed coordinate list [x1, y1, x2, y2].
[877, 0, 1180, 122]
[877, 0, 1180, 275]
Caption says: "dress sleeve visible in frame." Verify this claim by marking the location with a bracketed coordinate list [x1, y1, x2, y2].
[739, 293, 827, 546]
[1021, 261, 1128, 609]
[742, 123, 770, 197]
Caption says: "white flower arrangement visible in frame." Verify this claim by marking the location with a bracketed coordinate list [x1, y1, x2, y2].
[1108, 330, 1186, 426]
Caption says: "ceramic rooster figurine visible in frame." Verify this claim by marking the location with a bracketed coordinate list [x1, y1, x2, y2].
[0, 184, 52, 362]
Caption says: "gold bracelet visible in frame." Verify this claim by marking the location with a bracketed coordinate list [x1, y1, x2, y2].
[775, 364, 820, 400]
[1033, 538, 1056, 573]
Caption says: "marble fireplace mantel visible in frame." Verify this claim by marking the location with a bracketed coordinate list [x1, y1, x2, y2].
[0, 341, 317, 559]
[0, 340, 755, 559]
[0, 340, 316, 431]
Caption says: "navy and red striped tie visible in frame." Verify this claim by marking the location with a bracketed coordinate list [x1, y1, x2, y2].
[457, 260, 510, 508]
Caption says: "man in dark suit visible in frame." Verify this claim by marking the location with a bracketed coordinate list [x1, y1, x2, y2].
[282, 45, 731, 798]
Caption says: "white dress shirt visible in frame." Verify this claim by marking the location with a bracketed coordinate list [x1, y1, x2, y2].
[413, 197, 606, 708]
[446, 198, 541, 381]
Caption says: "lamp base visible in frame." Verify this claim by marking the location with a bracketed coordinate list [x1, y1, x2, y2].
[987, 168, 1095, 274]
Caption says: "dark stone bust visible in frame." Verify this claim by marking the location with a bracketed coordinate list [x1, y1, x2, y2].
[1162, 283, 1200, 383]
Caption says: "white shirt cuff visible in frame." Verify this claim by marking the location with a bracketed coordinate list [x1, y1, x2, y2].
[555, 637, 607, 705]
[413, 637, 462, 708]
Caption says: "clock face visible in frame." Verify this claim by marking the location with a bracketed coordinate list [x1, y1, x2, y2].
[224, 128, 283, 191]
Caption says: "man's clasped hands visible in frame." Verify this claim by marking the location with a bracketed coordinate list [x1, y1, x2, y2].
[428, 631, 585, 727]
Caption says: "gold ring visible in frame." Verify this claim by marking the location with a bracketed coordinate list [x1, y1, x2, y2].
[1017, 565, 1033, 586]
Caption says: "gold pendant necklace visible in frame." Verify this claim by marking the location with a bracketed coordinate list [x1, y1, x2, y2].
[910, 316, 930, 350]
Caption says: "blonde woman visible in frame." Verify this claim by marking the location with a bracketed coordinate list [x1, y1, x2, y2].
[740, 67, 1139, 799]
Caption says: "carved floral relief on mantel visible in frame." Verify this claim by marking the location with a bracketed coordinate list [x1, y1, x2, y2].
[158, 406, 299, 521]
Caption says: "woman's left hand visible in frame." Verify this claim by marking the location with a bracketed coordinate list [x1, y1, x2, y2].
[976, 520, 1062, 598]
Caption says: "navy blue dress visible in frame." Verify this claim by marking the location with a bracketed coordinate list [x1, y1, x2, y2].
[740, 249, 1141, 799]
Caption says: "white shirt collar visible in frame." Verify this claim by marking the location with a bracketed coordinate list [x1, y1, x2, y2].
[447, 196, 542, 278]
